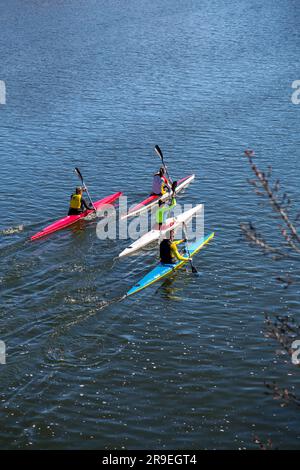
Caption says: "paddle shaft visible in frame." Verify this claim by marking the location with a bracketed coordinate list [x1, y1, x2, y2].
[154, 145, 173, 184]
[74, 167, 96, 211]
[182, 222, 198, 273]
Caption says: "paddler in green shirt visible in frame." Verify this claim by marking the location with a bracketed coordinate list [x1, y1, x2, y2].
[156, 181, 177, 229]
[156, 196, 177, 229]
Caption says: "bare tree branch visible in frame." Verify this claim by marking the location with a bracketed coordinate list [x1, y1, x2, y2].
[244, 150, 300, 249]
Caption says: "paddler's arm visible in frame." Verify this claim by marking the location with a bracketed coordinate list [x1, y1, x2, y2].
[170, 240, 190, 261]
[173, 238, 185, 246]
[168, 196, 176, 210]
[81, 197, 93, 210]
[163, 174, 171, 189]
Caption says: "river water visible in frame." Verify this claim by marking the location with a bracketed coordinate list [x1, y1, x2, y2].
[1, 0, 300, 449]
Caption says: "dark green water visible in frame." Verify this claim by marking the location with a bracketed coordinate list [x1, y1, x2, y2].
[1, 0, 300, 449]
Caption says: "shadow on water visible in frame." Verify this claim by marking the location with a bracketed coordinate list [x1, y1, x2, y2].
[156, 268, 202, 300]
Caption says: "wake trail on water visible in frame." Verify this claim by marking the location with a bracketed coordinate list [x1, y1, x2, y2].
[50, 293, 128, 338]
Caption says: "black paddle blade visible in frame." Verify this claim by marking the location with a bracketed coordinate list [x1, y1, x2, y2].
[74, 167, 83, 183]
[191, 265, 198, 274]
[154, 145, 163, 160]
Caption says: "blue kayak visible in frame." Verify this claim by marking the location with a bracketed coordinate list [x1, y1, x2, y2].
[127, 232, 215, 297]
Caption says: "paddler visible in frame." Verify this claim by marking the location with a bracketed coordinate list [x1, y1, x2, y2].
[159, 229, 192, 264]
[152, 167, 171, 196]
[156, 181, 178, 229]
[156, 195, 177, 230]
[68, 186, 93, 215]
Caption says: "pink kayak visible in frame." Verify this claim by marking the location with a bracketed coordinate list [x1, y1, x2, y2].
[122, 174, 195, 219]
[30, 192, 122, 241]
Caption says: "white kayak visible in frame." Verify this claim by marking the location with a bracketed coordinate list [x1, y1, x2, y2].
[119, 203, 203, 258]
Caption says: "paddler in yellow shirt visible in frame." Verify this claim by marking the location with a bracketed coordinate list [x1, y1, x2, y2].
[159, 229, 192, 264]
[68, 187, 93, 215]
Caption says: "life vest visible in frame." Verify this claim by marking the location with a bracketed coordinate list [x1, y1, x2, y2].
[161, 175, 170, 194]
[161, 184, 168, 195]
[70, 193, 82, 210]
[160, 239, 175, 264]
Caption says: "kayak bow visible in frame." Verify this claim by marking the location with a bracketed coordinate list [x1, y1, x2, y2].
[122, 174, 195, 219]
[119, 203, 203, 258]
[126, 232, 215, 296]
[30, 192, 122, 241]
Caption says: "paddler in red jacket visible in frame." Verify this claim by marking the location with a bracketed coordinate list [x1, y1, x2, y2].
[159, 229, 192, 264]
[68, 187, 93, 215]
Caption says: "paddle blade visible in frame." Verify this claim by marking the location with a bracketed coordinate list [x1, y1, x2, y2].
[74, 167, 84, 184]
[191, 265, 198, 274]
[154, 145, 163, 160]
